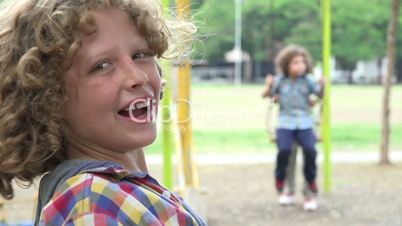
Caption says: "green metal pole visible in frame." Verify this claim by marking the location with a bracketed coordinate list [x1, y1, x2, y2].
[322, 0, 332, 193]
[161, 0, 173, 189]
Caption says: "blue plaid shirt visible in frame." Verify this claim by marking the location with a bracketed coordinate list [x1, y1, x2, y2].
[269, 74, 322, 130]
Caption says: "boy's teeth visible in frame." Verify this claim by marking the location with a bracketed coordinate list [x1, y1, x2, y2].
[135, 102, 148, 109]
[123, 101, 148, 111]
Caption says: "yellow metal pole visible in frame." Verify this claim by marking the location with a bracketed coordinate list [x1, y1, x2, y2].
[176, 0, 197, 187]
[321, 0, 332, 193]
[177, 65, 194, 187]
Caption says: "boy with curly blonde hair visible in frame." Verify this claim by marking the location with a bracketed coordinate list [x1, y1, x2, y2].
[0, 0, 205, 225]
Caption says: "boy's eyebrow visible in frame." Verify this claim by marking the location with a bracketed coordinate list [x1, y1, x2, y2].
[83, 37, 150, 61]
[129, 37, 151, 51]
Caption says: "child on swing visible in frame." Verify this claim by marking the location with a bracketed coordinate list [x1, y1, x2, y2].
[0, 0, 206, 225]
[262, 45, 324, 211]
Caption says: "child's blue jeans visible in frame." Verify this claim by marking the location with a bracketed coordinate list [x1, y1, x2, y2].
[275, 128, 317, 183]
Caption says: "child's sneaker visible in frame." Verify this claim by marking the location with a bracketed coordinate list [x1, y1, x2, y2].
[275, 179, 284, 193]
[308, 181, 318, 194]
[278, 192, 295, 206]
[303, 196, 318, 211]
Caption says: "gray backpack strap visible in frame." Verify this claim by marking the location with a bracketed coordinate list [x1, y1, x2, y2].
[34, 160, 120, 226]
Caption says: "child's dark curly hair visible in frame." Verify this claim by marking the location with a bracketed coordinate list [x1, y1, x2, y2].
[275, 44, 314, 76]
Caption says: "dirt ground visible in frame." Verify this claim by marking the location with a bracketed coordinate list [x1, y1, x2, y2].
[1, 162, 402, 226]
[181, 163, 402, 226]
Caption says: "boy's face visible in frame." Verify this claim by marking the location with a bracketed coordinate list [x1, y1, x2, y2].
[63, 8, 161, 153]
[288, 55, 307, 77]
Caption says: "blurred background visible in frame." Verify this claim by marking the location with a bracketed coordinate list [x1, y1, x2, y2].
[189, 0, 401, 85]
[1, 0, 402, 226]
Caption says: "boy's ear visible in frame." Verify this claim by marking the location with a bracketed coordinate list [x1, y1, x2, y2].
[156, 62, 164, 100]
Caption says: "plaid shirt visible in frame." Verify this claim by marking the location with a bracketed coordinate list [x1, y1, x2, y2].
[39, 165, 206, 225]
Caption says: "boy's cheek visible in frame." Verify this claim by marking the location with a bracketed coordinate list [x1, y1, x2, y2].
[151, 76, 162, 97]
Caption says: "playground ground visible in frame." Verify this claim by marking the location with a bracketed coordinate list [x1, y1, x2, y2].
[150, 160, 402, 226]
[2, 159, 402, 226]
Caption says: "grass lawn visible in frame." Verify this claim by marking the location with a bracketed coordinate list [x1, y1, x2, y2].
[146, 83, 402, 154]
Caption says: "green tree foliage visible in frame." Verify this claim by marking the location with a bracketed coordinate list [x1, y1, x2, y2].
[193, 0, 399, 69]
[192, 0, 235, 62]
[331, 0, 389, 69]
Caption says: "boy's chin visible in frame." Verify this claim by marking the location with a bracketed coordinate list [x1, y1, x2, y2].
[133, 132, 157, 148]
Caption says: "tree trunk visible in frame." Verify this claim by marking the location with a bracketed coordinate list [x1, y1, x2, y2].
[377, 58, 382, 85]
[380, 0, 400, 164]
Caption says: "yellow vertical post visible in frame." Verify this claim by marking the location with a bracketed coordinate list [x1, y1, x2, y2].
[321, 0, 332, 193]
[174, 3, 205, 221]
[176, 0, 198, 188]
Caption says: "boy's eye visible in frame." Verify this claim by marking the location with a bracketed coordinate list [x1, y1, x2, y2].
[91, 62, 111, 72]
[132, 50, 154, 60]
[133, 53, 147, 59]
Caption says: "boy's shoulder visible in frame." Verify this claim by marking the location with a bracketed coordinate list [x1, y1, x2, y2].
[273, 74, 317, 85]
[47, 167, 156, 206]
[42, 171, 155, 225]
[304, 73, 318, 82]
[40, 161, 206, 225]
[273, 74, 286, 84]
[43, 168, 205, 224]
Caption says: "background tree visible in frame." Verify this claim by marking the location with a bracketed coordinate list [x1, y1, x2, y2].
[193, 0, 394, 74]
[380, 0, 400, 164]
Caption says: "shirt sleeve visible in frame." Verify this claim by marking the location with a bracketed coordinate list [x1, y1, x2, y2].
[306, 75, 322, 96]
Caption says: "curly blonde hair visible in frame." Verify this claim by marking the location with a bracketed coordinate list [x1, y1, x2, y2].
[275, 44, 314, 76]
[0, 0, 195, 200]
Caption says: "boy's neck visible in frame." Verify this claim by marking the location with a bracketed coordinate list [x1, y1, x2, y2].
[65, 130, 148, 172]
[289, 74, 298, 80]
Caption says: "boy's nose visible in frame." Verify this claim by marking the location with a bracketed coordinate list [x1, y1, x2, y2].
[121, 57, 149, 90]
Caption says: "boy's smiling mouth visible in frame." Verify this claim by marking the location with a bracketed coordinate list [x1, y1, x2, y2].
[118, 96, 154, 123]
